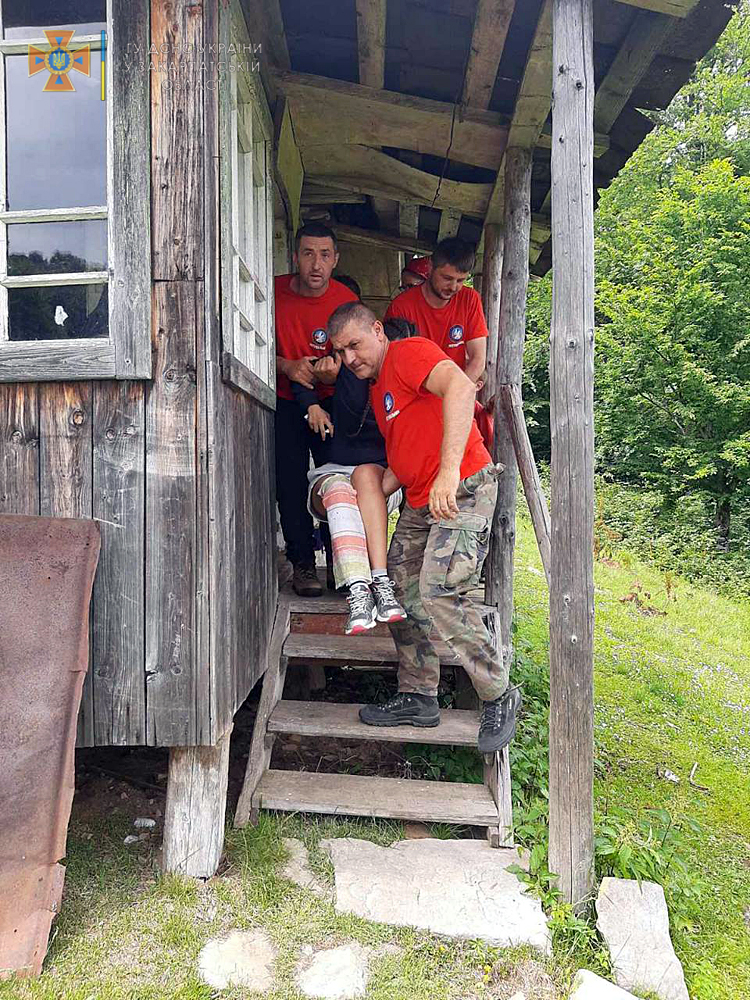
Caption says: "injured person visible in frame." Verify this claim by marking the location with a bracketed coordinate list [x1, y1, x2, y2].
[327, 300, 521, 755]
[293, 320, 415, 635]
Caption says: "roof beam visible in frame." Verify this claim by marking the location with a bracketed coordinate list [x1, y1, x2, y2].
[334, 224, 435, 255]
[437, 210, 462, 242]
[399, 203, 420, 239]
[594, 10, 673, 133]
[612, 0, 697, 16]
[274, 70, 509, 171]
[355, 0, 386, 89]
[300, 144, 493, 217]
[462, 0, 515, 109]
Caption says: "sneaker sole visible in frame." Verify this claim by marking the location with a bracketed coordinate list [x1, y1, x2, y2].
[359, 713, 441, 728]
[477, 718, 518, 755]
[345, 619, 377, 636]
[376, 610, 407, 623]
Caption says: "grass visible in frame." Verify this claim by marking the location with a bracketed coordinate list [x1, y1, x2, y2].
[1, 516, 749, 998]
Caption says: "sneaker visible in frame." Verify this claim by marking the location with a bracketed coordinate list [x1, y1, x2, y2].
[359, 692, 440, 728]
[477, 685, 523, 754]
[345, 584, 378, 635]
[292, 561, 323, 598]
[371, 576, 407, 624]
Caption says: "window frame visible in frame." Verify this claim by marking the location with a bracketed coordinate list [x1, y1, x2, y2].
[218, 0, 276, 412]
[0, 0, 151, 382]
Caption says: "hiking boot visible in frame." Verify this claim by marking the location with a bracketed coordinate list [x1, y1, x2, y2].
[292, 561, 322, 598]
[344, 583, 377, 635]
[370, 576, 407, 624]
[359, 692, 440, 728]
[478, 685, 522, 754]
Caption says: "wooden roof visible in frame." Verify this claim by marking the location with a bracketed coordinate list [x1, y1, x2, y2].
[243, 0, 734, 273]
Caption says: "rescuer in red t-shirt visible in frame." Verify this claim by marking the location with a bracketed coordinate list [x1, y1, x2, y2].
[274, 222, 357, 597]
[327, 301, 521, 755]
[384, 238, 488, 382]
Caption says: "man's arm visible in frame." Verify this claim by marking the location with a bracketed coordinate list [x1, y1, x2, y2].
[464, 337, 487, 384]
[422, 359, 477, 520]
[276, 354, 316, 389]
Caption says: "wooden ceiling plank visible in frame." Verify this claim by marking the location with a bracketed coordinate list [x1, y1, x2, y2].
[437, 209, 462, 242]
[334, 223, 435, 255]
[355, 0, 386, 89]
[612, 0, 698, 17]
[594, 10, 673, 133]
[275, 70, 509, 171]
[462, 0, 516, 109]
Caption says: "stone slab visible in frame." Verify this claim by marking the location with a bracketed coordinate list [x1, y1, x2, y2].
[569, 969, 639, 999]
[296, 943, 369, 999]
[321, 837, 551, 954]
[282, 838, 328, 896]
[596, 878, 689, 1000]
[198, 929, 276, 990]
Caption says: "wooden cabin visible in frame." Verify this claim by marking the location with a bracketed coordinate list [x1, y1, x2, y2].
[0, 0, 733, 901]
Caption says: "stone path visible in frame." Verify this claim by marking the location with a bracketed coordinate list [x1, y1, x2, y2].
[322, 837, 551, 953]
[282, 837, 328, 896]
[569, 969, 639, 999]
[198, 928, 277, 990]
[295, 943, 370, 999]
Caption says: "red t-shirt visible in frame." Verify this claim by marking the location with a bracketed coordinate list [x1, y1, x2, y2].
[370, 338, 491, 508]
[384, 284, 488, 371]
[274, 274, 357, 400]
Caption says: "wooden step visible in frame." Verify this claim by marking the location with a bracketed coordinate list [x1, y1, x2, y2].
[256, 769, 498, 826]
[269, 700, 479, 746]
[283, 633, 460, 665]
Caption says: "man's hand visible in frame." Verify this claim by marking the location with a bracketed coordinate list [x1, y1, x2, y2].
[429, 467, 460, 521]
[315, 354, 341, 385]
[284, 356, 317, 389]
[307, 404, 334, 440]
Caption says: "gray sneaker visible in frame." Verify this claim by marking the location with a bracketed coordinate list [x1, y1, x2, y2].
[370, 576, 407, 624]
[345, 584, 377, 635]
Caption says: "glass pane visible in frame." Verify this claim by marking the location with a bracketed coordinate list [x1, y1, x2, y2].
[8, 220, 107, 275]
[5, 53, 106, 210]
[8, 282, 108, 339]
[3, 1, 105, 39]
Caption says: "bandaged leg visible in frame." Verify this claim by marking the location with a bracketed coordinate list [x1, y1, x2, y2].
[318, 474, 372, 589]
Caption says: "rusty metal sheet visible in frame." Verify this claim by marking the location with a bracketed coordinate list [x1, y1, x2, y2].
[0, 515, 100, 979]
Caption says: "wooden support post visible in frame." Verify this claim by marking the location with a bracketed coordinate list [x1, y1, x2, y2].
[484, 749, 514, 847]
[162, 726, 232, 879]
[549, 0, 595, 911]
[480, 222, 503, 405]
[485, 147, 533, 674]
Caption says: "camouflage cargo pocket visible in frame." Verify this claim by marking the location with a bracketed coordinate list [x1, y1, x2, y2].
[430, 511, 490, 591]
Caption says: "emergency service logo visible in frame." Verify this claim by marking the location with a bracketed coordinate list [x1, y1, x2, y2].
[383, 391, 400, 421]
[311, 328, 328, 347]
[448, 324, 464, 344]
[28, 30, 93, 93]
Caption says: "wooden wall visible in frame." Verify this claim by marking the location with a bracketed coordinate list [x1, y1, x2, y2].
[0, 0, 277, 749]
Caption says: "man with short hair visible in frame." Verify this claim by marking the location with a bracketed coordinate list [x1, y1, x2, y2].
[327, 301, 521, 754]
[275, 222, 358, 596]
[385, 238, 487, 383]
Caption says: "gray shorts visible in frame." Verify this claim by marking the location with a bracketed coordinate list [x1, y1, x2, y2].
[307, 463, 403, 521]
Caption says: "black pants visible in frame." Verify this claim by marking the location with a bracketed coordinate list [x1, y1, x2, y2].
[275, 396, 331, 567]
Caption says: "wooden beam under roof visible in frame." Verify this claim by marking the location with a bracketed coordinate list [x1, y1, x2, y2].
[613, 0, 698, 16]
[594, 9, 673, 133]
[399, 204, 420, 239]
[355, 0, 386, 89]
[274, 71, 510, 172]
[240, 0, 290, 71]
[462, 0, 515, 109]
[300, 144, 494, 217]
[333, 224, 435, 255]
[437, 210, 462, 242]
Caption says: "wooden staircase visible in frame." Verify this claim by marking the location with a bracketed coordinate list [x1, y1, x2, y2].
[235, 590, 513, 845]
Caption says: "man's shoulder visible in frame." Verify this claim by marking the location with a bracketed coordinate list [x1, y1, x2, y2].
[327, 279, 359, 304]
[457, 284, 481, 306]
[389, 336, 446, 364]
[386, 286, 422, 317]
[274, 273, 294, 296]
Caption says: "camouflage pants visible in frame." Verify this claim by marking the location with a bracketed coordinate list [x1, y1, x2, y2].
[387, 463, 508, 701]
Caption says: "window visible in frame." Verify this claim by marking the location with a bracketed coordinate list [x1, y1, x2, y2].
[0, 0, 150, 381]
[219, 0, 275, 409]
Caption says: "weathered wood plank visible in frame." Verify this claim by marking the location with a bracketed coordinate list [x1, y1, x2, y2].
[462, 0, 515, 109]
[594, 10, 673, 133]
[479, 222, 503, 405]
[91, 381, 146, 746]
[235, 596, 292, 827]
[613, 0, 697, 15]
[222, 353, 277, 411]
[275, 100, 304, 234]
[0, 340, 116, 382]
[145, 282, 202, 746]
[334, 223, 434, 256]
[269, 700, 481, 746]
[549, 0, 596, 911]
[283, 633, 461, 666]
[257, 770, 499, 826]
[39, 383, 93, 520]
[277, 70, 510, 172]
[111, 0, 151, 378]
[0, 384, 39, 514]
[355, 0, 386, 89]
[437, 209, 462, 242]
[500, 384, 551, 583]
[486, 147, 533, 676]
[151, 0, 203, 281]
[162, 726, 233, 878]
[399, 204, 420, 240]
[484, 748, 514, 847]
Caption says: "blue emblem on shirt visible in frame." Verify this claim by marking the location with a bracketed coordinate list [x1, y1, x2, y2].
[448, 324, 464, 343]
[311, 328, 328, 345]
[384, 392, 394, 413]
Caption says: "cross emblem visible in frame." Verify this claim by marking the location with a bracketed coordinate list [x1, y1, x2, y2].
[28, 30, 91, 93]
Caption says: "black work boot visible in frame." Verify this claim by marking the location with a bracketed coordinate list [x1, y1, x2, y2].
[478, 685, 522, 754]
[359, 692, 440, 728]
[292, 561, 323, 598]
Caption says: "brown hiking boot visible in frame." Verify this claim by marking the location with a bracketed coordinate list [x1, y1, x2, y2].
[292, 561, 322, 597]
